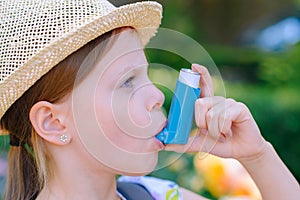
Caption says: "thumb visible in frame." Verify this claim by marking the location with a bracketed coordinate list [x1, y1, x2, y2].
[164, 130, 227, 155]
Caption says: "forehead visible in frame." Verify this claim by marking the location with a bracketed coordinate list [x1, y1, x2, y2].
[98, 29, 148, 78]
[74, 29, 148, 88]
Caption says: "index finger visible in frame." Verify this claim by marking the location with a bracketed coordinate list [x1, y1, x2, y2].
[191, 64, 214, 97]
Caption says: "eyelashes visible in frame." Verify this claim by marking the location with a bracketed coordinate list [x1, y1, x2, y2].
[119, 67, 148, 89]
[121, 76, 135, 88]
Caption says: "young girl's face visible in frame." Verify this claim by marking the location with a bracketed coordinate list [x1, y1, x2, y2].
[68, 29, 166, 174]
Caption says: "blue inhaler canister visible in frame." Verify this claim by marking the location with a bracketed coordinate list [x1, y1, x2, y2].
[156, 68, 201, 144]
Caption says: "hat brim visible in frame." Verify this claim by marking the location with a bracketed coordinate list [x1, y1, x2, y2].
[0, 1, 162, 133]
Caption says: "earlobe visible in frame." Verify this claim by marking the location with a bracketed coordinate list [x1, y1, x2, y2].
[29, 101, 72, 145]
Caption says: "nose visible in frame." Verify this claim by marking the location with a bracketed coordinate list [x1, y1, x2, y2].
[145, 83, 165, 111]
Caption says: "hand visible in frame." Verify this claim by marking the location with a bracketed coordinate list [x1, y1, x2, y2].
[165, 64, 268, 161]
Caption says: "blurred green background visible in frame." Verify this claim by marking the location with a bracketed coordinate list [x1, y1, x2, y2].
[1, 0, 300, 199]
[112, 0, 300, 199]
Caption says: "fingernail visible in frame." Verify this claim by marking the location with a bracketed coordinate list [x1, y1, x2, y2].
[191, 64, 200, 70]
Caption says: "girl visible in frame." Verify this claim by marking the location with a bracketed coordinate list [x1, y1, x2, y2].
[0, 0, 299, 199]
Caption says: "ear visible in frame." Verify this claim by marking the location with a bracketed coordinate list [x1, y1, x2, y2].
[29, 101, 72, 145]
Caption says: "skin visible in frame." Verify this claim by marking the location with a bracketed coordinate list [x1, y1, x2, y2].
[30, 29, 300, 200]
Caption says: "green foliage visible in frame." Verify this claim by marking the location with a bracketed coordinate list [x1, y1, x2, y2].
[247, 44, 300, 181]
[294, 0, 300, 7]
[259, 44, 300, 87]
[0, 135, 10, 152]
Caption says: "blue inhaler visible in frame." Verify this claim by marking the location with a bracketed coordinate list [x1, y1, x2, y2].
[156, 68, 201, 144]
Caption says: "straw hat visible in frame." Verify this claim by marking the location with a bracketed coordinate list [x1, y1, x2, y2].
[0, 0, 162, 132]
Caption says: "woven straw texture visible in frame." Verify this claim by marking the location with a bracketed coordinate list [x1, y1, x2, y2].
[0, 0, 162, 133]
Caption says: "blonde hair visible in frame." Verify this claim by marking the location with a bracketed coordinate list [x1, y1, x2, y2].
[0, 27, 126, 200]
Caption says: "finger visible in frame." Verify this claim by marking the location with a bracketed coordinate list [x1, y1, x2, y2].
[199, 128, 208, 135]
[165, 130, 232, 158]
[191, 64, 214, 97]
[206, 106, 220, 141]
[219, 115, 233, 139]
[193, 134, 233, 159]
[166, 133, 223, 154]
[194, 96, 225, 130]
[164, 133, 207, 153]
[195, 98, 209, 129]
[221, 100, 250, 125]
[217, 99, 252, 140]
[206, 102, 227, 142]
[218, 99, 236, 138]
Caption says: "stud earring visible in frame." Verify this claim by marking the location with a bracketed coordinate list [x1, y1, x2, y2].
[59, 134, 68, 143]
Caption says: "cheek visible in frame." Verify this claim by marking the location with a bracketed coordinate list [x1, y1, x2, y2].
[128, 93, 151, 127]
[126, 90, 164, 138]
[108, 89, 158, 139]
[94, 90, 118, 137]
[93, 88, 140, 142]
[74, 90, 159, 173]
[110, 90, 147, 138]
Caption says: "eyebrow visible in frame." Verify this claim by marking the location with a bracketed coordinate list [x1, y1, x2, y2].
[116, 64, 147, 78]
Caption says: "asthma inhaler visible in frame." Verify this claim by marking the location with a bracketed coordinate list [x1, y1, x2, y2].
[156, 68, 201, 144]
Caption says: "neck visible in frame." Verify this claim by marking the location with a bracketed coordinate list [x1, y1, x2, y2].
[37, 145, 120, 200]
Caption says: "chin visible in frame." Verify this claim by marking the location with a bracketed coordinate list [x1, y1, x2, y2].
[120, 168, 154, 177]
[117, 153, 158, 176]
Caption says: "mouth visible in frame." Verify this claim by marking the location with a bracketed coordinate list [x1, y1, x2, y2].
[154, 120, 168, 149]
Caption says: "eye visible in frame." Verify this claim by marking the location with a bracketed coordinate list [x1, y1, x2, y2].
[121, 76, 135, 88]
